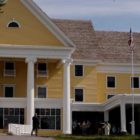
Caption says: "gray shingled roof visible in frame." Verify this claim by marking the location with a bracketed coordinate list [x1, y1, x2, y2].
[96, 31, 140, 63]
[52, 19, 140, 64]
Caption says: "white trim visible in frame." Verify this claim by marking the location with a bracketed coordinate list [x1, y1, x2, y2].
[0, 44, 73, 59]
[97, 64, 140, 74]
[0, 98, 26, 108]
[71, 102, 103, 112]
[106, 75, 116, 89]
[35, 98, 63, 108]
[20, 0, 76, 48]
[36, 85, 47, 98]
[100, 62, 140, 66]
[73, 59, 101, 65]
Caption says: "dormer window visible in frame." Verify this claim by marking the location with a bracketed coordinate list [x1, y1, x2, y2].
[7, 19, 21, 28]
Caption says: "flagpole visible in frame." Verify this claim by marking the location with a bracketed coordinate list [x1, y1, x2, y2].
[128, 28, 135, 135]
[131, 49, 135, 135]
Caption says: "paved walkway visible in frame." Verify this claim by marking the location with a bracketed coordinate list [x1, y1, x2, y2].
[0, 135, 55, 140]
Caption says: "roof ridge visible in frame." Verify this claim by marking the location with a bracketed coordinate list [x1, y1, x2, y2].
[52, 18, 92, 23]
[96, 30, 140, 34]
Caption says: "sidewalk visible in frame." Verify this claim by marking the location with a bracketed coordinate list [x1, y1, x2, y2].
[0, 135, 55, 140]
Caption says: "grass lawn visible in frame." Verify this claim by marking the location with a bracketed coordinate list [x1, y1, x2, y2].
[54, 135, 140, 140]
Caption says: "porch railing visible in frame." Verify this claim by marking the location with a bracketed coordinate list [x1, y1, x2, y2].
[8, 124, 32, 135]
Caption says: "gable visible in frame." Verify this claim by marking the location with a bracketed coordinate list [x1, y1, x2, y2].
[0, 0, 67, 47]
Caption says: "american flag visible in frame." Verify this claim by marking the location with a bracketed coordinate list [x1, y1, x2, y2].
[128, 28, 134, 51]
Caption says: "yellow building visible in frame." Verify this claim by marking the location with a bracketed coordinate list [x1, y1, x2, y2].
[0, 0, 140, 135]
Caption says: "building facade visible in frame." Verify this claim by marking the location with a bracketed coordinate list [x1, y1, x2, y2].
[1, 0, 140, 135]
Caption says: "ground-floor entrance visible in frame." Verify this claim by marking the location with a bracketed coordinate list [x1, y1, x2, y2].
[72, 111, 104, 135]
[72, 104, 140, 135]
[109, 104, 140, 135]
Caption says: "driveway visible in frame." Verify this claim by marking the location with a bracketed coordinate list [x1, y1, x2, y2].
[0, 135, 55, 140]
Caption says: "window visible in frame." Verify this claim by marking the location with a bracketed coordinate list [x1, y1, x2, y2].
[37, 86, 47, 98]
[35, 108, 61, 130]
[0, 108, 24, 128]
[131, 77, 139, 88]
[37, 63, 47, 77]
[75, 65, 83, 76]
[8, 22, 19, 28]
[75, 88, 83, 102]
[4, 85, 15, 97]
[107, 76, 115, 88]
[7, 19, 20, 28]
[4, 61, 16, 76]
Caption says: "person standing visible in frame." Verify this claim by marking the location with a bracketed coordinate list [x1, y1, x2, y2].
[104, 122, 111, 136]
[31, 113, 39, 136]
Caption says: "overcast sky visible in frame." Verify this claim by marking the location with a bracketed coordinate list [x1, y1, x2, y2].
[34, 0, 140, 32]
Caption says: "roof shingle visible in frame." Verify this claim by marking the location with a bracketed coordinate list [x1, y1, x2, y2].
[52, 19, 140, 64]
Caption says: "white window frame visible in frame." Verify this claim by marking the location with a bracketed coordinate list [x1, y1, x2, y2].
[36, 85, 47, 98]
[3, 84, 15, 97]
[74, 87, 84, 102]
[37, 62, 48, 77]
[4, 61, 16, 77]
[74, 65, 84, 77]
[106, 75, 116, 89]
[130, 76, 140, 89]
[7, 19, 21, 28]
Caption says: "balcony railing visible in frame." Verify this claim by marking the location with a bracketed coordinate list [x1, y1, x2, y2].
[4, 70, 16, 77]
[37, 70, 47, 77]
[8, 124, 32, 135]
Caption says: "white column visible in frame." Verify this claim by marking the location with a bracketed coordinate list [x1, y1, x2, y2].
[104, 110, 109, 122]
[26, 57, 37, 125]
[120, 102, 127, 132]
[63, 59, 71, 134]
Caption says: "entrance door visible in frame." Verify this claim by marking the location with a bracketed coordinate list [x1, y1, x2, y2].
[72, 111, 104, 135]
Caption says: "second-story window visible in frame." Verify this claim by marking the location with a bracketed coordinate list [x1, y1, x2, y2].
[107, 76, 115, 88]
[37, 63, 47, 77]
[131, 77, 139, 88]
[75, 65, 83, 76]
[4, 61, 16, 76]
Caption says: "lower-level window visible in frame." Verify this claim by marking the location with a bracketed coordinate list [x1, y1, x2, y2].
[35, 108, 61, 130]
[0, 108, 24, 129]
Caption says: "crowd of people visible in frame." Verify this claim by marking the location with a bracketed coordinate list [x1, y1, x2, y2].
[72, 120, 91, 135]
[72, 120, 120, 136]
